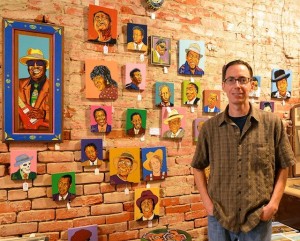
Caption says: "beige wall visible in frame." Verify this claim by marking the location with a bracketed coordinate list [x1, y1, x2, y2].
[1, 0, 300, 240]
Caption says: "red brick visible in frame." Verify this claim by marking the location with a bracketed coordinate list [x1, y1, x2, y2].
[0, 200, 31, 214]
[71, 194, 103, 207]
[84, 183, 100, 195]
[0, 176, 33, 189]
[73, 216, 106, 227]
[0, 190, 7, 201]
[38, 220, 73, 232]
[38, 151, 74, 163]
[103, 192, 133, 204]
[180, 194, 201, 205]
[98, 222, 127, 235]
[47, 162, 82, 174]
[185, 209, 207, 220]
[165, 204, 190, 214]
[56, 206, 90, 220]
[0, 165, 6, 176]
[17, 210, 55, 222]
[8, 189, 28, 200]
[0, 222, 37, 236]
[195, 217, 208, 228]
[109, 230, 139, 241]
[28, 187, 47, 198]
[0, 153, 10, 164]
[123, 201, 134, 212]
[161, 197, 180, 207]
[0, 212, 16, 224]
[106, 212, 133, 224]
[91, 203, 123, 215]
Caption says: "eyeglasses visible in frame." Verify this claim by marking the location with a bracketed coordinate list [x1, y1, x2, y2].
[223, 77, 252, 85]
[158, 44, 167, 50]
[26, 60, 46, 67]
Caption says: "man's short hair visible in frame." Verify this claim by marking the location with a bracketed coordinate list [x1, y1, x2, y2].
[93, 107, 107, 118]
[156, 38, 166, 46]
[60, 174, 72, 184]
[222, 60, 253, 81]
[84, 143, 97, 152]
[130, 68, 141, 78]
[132, 26, 144, 36]
[94, 10, 111, 23]
[188, 82, 199, 93]
[131, 112, 142, 121]
[159, 84, 170, 93]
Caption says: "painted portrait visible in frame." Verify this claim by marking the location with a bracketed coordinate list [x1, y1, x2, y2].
[125, 63, 146, 91]
[90, 105, 112, 133]
[182, 80, 201, 106]
[141, 147, 167, 181]
[141, 228, 192, 241]
[10, 150, 37, 180]
[68, 225, 98, 241]
[127, 23, 148, 52]
[155, 82, 174, 107]
[260, 101, 274, 112]
[271, 69, 292, 99]
[249, 75, 261, 98]
[203, 90, 221, 113]
[150, 36, 171, 66]
[52, 172, 76, 202]
[81, 139, 103, 167]
[134, 187, 160, 221]
[178, 40, 205, 76]
[194, 117, 209, 142]
[126, 109, 147, 137]
[88, 5, 117, 45]
[85, 59, 118, 100]
[161, 107, 186, 139]
[109, 147, 140, 185]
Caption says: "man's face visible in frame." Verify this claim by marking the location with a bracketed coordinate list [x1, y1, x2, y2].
[93, 76, 106, 91]
[131, 71, 142, 85]
[156, 42, 166, 56]
[186, 50, 200, 70]
[131, 114, 142, 130]
[252, 80, 258, 91]
[168, 118, 181, 134]
[150, 157, 161, 173]
[133, 29, 143, 44]
[222, 64, 252, 105]
[276, 78, 288, 95]
[27, 60, 46, 81]
[186, 83, 197, 101]
[208, 93, 217, 108]
[58, 177, 71, 196]
[94, 110, 107, 126]
[85, 146, 98, 161]
[94, 12, 110, 32]
[160, 86, 171, 103]
[20, 161, 31, 174]
[117, 158, 133, 176]
[141, 198, 154, 215]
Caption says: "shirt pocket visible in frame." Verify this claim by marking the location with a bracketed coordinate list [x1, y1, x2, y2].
[251, 143, 274, 174]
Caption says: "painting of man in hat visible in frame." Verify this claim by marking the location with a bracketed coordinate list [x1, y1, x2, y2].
[18, 47, 51, 130]
[178, 40, 205, 76]
[150, 36, 171, 66]
[68, 224, 98, 241]
[141, 147, 167, 181]
[161, 107, 186, 139]
[135, 188, 160, 221]
[271, 69, 292, 99]
[109, 147, 140, 185]
[10, 151, 37, 180]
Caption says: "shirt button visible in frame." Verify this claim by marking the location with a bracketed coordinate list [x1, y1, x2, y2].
[239, 208, 241, 211]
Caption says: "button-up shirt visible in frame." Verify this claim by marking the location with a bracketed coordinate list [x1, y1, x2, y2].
[191, 104, 295, 232]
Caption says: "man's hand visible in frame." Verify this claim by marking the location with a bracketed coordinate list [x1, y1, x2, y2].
[260, 203, 278, 221]
[28, 108, 45, 119]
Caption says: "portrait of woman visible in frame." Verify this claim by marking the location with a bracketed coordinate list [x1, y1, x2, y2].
[90, 106, 112, 133]
[88, 5, 117, 45]
[141, 147, 167, 181]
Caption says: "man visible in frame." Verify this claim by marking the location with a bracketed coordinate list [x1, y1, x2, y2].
[191, 60, 295, 241]
[136, 189, 159, 221]
[18, 48, 50, 129]
[152, 38, 167, 64]
[125, 68, 142, 90]
[156, 84, 174, 107]
[11, 154, 37, 180]
[110, 152, 137, 184]
[163, 109, 185, 138]
[127, 112, 146, 136]
[91, 107, 112, 133]
[184, 82, 200, 105]
[249, 76, 261, 97]
[178, 42, 204, 76]
[203, 92, 221, 113]
[127, 26, 147, 51]
[52, 174, 76, 201]
[271, 69, 291, 99]
[82, 143, 103, 166]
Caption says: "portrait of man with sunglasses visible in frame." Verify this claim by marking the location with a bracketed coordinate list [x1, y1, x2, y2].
[18, 48, 50, 129]
[152, 38, 168, 65]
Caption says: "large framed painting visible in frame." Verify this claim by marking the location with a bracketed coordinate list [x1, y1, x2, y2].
[2, 19, 63, 142]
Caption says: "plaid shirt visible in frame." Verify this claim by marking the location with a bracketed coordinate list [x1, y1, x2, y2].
[191, 104, 295, 232]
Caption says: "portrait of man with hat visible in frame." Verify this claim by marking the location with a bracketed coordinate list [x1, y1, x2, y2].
[135, 188, 160, 221]
[18, 47, 51, 129]
[110, 149, 140, 185]
[11, 152, 37, 180]
[178, 41, 205, 76]
[142, 147, 167, 181]
[271, 69, 292, 99]
[162, 108, 185, 139]
[151, 37, 171, 66]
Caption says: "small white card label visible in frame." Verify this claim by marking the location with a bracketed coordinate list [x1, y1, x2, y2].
[149, 128, 160, 136]
[140, 135, 145, 142]
[137, 94, 142, 101]
[190, 106, 195, 113]
[125, 188, 129, 195]
[67, 202, 71, 209]
[148, 220, 153, 228]
[140, 54, 145, 62]
[151, 13, 156, 19]
[95, 0, 99, 5]
[55, 143, 60, 150]
[95, 168, 100, 175]
[146, 183, 150, 188]
[23, 182, 28, 191]
[163, 67, 168, 74]
[103, 45, 108, 55]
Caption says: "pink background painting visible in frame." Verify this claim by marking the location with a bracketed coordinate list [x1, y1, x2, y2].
[85, 59, 118, 98]
[161, 107, 186, 136]
[10, 150, 37, 174]
[90, 105, 112, 126]
[125, 63, 146, 90]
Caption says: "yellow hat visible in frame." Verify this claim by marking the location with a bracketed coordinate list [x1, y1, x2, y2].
[143, 149, 163, 171]
[19, 48, 49, 69]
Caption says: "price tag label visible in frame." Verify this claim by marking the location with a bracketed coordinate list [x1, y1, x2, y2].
[190, 77, 194, 83]
[151, 13, 156, 19]
[163, 67, 168, 74]
[190, 106, 195, 113]
[23, 182, 28, 191]
[140, 54, 145, 62]
[146, 183, 150, 188]
[103, 45, 108, 55]
[95, 168, 100, 175]
[140, 135, 145, 142]
[148, 220, 153, 228]
[137, 94, 142, 101]
[67, 202, 71, 209]
[125, 188, 129, 195]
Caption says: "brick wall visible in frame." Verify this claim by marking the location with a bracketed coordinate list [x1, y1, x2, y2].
[1, 0, 300, 240]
